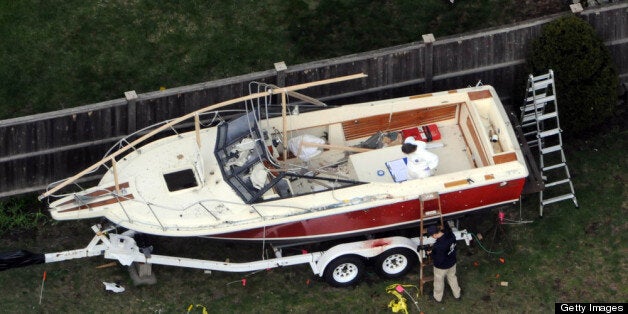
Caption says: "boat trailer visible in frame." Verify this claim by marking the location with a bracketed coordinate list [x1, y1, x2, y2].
[1, 224, 472, 287]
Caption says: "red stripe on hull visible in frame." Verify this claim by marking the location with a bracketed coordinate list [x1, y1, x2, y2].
[214, 178, 525, 241]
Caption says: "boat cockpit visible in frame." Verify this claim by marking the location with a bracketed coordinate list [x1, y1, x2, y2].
[214, 112, 361, 204]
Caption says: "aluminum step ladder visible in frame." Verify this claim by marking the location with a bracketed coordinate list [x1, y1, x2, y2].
[418, 192, 443, 295]
[520, 70, 578, 216]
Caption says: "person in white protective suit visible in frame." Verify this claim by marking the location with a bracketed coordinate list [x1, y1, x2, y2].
[401, 136, 439, 179]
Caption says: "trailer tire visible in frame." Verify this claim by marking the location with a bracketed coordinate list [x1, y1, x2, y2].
[323, 255, 365, 287]
[374, 248, 417, 279]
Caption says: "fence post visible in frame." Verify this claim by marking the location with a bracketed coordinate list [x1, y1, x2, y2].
[125, 90, 138, 134]
[274, 61, 287, 87]
[422, 34, 435, 93]
[570, 3, 583, 14]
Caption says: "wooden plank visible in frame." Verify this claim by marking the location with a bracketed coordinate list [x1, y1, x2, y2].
[466, 116, 489, 166]
[409, 93, 432, 99]
[58, 182, 130, 206]
[58, 194, 134, 213]
[341, 103, 458, 140]
[444, 179, 468, 188]
[493, 152, 517, 164]
[468, 90, 492, 100]
[301, 142, 371, 153]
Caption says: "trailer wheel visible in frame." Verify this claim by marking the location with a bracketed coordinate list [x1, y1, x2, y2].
[323, 255, 365, 287]
[374, 248, 417, 279]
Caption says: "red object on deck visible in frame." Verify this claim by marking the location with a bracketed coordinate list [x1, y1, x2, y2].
[401, 124, 441, 142]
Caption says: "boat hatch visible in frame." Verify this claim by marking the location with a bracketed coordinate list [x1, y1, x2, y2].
[163, 169, 198, 192]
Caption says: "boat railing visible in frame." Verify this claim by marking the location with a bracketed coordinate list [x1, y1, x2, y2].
[38, 73, 367, 201]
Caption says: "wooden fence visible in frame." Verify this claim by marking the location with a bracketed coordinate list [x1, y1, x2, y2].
[1, 3, 626, 198]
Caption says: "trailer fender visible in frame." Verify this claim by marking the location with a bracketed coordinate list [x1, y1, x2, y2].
[313, 236, 419, 276]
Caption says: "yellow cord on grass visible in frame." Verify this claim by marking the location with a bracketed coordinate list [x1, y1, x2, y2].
[386, 284, 421, 314]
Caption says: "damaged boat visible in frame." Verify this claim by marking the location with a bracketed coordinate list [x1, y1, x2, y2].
[39, 74, 528, 244]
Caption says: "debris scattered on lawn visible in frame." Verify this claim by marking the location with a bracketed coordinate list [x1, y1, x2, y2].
[385, 284, 420, 313]
[96, 262, 117, 269]
[187, 304, 208, 314]
[38, 271, 47, 305]
[103, 282, 125, 293]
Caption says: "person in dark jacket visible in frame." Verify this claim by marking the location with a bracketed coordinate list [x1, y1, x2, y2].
[428, 224, 461, 302]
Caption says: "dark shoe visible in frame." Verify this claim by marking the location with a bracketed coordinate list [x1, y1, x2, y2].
[430, 295, 443, 303]
[454, 292, 462, 301]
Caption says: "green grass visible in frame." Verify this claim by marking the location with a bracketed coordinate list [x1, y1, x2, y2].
[0, 129, 625, 312]
[0, 197, 48, 236]
[0, 0, 295, 119]
[0, 0, 567, 119]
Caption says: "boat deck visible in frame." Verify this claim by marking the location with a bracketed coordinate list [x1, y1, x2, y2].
[349, 124, 474, 183]
[301, 124, 474, 184]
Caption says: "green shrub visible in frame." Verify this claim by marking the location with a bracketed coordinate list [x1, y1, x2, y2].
[526, 15, 619, 134]
[0, 197, 48, 235]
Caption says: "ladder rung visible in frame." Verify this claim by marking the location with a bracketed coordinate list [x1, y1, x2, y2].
[541, 145, 563, 154]
[521, 110, 556, 123]
[544, 178, 571, 188]
[521, 113, 539, 123]
[543, 163, 566, 171]
[419, 192, 439, 201]
[522, 95, 555, 112]
[531, 73, 552, 81]
[418, 256, 433, 266]
[542, 193, 575, 205]
[538, 111, 558, 121]
[419, 276, 434, 284]
[526, 139, 539, 146]
[525, 92, 546, 102]
[423, 210, 442, 218]
[526, 94, 555, 105]
[524, 93, 553, 103]
[532, 80, 552, 90]
[521, 102, 547, 113]
[522, 108, 546, 117]
[539, 128, 560, 138]
[521, 121, 537, 128]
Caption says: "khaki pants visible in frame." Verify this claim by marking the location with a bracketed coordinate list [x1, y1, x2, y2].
[433, 264, 461, 301]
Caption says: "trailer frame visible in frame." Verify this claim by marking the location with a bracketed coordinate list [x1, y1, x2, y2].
[41, 223, 472, 287]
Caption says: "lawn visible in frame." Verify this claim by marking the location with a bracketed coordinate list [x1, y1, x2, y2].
[0, 129, 625, 313]
[0, 0, 567, 119]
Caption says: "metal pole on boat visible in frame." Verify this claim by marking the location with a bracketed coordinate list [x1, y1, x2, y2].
[194, 113, 201, 148]
[281, 91, 288, 162]
[111, 157, 120, 195]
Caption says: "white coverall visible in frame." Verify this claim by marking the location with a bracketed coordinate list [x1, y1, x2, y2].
[405, 138, 439, 179]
